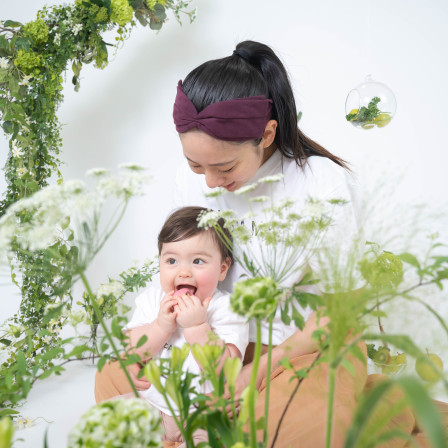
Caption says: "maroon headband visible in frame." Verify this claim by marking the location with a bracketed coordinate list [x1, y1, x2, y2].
[173, 80, 273, 141]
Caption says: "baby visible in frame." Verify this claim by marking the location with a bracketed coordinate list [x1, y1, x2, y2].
[125, 206, 248, 445]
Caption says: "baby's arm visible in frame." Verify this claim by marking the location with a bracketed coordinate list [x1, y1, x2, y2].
[127, 293, 178, 361]
[176, 294, 242, 371]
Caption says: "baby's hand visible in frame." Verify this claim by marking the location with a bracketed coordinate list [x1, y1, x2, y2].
[156, 292, 178, 335]
[175, 294, 211, 328]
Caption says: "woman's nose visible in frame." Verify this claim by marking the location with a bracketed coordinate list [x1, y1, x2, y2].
[205, 171, 225, 189]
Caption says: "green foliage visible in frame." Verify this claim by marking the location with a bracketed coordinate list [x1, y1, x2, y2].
[360, 251, 404, 290]
[230, 277, 281, 320]
[346, 96, 382, 122]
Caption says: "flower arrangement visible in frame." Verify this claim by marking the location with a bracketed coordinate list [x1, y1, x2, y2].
[67, 398, 163, 448]
[0, 165, 157, 413]
[0, 0, 196, 414]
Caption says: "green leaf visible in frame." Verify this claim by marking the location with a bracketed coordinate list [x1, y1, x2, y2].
[0, 35, 10, 51]
[399, 252, 420, 268]
[2, 121, 14, 134]
[344, 379, 393, 447]
[398, 377, 446, 448]
[15, 37, 31, 52]
[339, 357, 355, 376]
[97, 356, 107, 372]
[0, 409, 20, 417]
[136, 334, 148, 348]
[362, 334, 423, 360]
[3, 20, 23, 27]
[149, 19, 163, 30]
[16, 351, 27, 374]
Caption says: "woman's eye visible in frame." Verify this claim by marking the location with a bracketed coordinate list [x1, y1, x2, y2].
[167, 258, 177, 265]
[219, 166, 234, 173]
[189, 164, 202, 172]
[193, 258, 204, 265]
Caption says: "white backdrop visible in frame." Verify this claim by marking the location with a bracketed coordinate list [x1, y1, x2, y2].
[1, 0, 448, 403]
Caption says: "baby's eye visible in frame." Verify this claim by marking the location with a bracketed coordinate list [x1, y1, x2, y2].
[193, 258, 204, 265]
[167, 258, 177, 265]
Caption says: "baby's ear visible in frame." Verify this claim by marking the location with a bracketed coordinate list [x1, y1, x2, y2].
[219, 257, 232, 281]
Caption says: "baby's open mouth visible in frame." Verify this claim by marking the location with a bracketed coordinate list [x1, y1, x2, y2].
[174, 285, 197, 296]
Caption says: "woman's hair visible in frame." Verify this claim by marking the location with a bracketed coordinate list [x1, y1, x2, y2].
[182, 40, 348, 169]
[158, 206, 233, 264]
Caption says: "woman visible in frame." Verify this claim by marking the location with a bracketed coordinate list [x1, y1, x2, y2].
[96, 41, 436, 447]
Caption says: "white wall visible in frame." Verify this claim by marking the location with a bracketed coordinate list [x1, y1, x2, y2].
[1, 0, 448, 393]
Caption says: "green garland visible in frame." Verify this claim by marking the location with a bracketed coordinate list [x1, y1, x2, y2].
[0, 0, 195, 399]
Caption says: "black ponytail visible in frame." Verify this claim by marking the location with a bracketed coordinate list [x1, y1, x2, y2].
[182, 40, 348, 170]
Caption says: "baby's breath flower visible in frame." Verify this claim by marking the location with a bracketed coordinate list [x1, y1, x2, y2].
[205, 187, 226, 198]
[0, 58, 9, 69]
[72, 23, 83, 36]
[86, 167, 110, 177]
[234, 183, 258, 195]
[16, 167, 28, 178]
[258, 173, 284, 184]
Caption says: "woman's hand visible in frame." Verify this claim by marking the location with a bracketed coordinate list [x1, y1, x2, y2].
[126, 362, 151, 391]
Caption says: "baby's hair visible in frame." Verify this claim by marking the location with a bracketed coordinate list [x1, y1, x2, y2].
[158, 206, 233, 264]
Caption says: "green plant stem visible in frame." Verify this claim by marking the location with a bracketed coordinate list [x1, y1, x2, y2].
[325, 366, 336, 448]
[79, 272, 138, 397]
[249, 320, 262, 448]
[263, 315, 274, 445]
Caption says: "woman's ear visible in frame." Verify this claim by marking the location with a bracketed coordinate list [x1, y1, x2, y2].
[262, 119, 278, 149]
[219, 257, 232, 281]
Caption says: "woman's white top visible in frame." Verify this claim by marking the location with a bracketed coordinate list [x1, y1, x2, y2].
[174, 152, 362, 345]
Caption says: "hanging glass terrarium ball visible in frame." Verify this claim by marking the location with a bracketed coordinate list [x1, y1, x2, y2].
[345, 75, 397, 129]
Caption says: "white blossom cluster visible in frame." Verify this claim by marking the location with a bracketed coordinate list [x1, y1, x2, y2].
[68, 398, 163, 448]
[0, 165, 150, 255]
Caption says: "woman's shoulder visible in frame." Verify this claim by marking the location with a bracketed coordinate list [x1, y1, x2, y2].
[282, 155, 351, 197]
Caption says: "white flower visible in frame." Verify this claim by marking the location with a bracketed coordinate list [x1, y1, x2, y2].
[68, 399, 162, 447]
[11, 142, 24, 158]
[258, 173, 284, 184]
[197, 210, 222, 228]
[16, 167, 28, 178]
[16, 417, 35, 429]
[86, 168, 110, 177]
[42, 335, 52, 344]
[0, 58, 9, 69]
[19, 75, 33, 86]
[54, 33, 61, 46]
[72, 23, 83, 36]
[205, 187, 226, 198]
[97, 280, 125, 298]
[234, 183, 258, 195]
[250, 195, 269, 203]
[302, 198, 326, 218]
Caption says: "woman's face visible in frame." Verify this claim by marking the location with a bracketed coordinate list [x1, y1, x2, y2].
[179, 121, 277, 192]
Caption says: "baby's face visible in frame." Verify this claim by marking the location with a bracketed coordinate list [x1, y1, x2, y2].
[159, 232, 230, 301]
